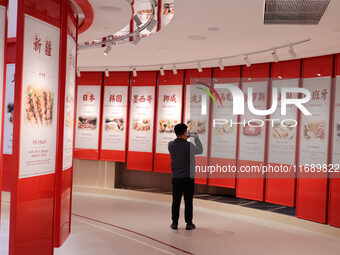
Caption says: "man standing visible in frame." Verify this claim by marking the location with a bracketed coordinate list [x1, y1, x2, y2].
[168, 123, 203, 230]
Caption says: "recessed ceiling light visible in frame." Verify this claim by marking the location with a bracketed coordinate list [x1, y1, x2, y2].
[208, 27, 220, 32]
[99, 6, 122, 13]
[187, 35, 207, 41]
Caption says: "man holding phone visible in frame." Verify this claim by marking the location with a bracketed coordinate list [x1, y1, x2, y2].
[168, 123, 203, 230]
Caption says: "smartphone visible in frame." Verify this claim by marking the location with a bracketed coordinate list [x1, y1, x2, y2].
[188, 132, 197, 137]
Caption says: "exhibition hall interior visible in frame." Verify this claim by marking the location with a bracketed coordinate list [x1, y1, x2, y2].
[1, 0, 340, 254]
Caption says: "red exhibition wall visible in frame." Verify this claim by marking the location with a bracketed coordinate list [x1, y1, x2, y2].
[296, 55, 333, 223]
[265, 60, 301, 207]
[126, 71, 157, 171]
[100, 72, 130, 162]
[74, 72, 103, 160]
[236, 63, 270, 201]
[184, 68, 212, 185]
[154, 70, 184, 173]
[328, 53, 340, 228]
[208, 66, 241, 188]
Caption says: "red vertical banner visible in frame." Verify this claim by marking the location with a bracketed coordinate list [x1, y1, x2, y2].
[127, 71, 157, 171]
[10, 0, 63, 254]
[154, 70, 184, 173]
[54, 1, 78, 248]
[265, 60, 301, 207]
[184, 69, 212, 185]
[208, 66, 240, 188]
[74, 72, 102, 160]
[296, 55, 333, 223]
[328, 54, 340, 227]
[100, 72, 130, 162]
[236, 63, 270, 201]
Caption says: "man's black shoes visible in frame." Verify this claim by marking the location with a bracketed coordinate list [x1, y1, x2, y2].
[170, 223, 178, 230]
[186, 223, 196, 230]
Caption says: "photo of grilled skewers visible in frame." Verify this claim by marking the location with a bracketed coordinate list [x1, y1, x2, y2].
[25, 87, 53, 126]
[78, 116, 97, 130]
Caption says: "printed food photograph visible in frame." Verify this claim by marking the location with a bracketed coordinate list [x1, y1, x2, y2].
[187, 120, 206, 134]
[25, 87, 53, 126]
[243, 121, 262, 136]
[65, 95, 74, 127]
[7, 103, 14, 123]
[78, 116, 97, 130]
[304, 121, 326, 140]
[105, 117, 124, 132]
[272, 121, 295, 140]
[336, 122, 340, 142]
[132, 119, 151, 131]
[215, 123, 233, 135]
[159, 119, 179, 133]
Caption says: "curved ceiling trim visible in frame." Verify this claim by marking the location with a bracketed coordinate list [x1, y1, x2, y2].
[73, 0, 94, 34]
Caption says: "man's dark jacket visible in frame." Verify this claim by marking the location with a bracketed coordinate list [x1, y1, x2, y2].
[168, 137, 203, 179]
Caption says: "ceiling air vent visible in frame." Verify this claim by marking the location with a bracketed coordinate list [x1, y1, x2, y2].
[264, 0, 331, 25]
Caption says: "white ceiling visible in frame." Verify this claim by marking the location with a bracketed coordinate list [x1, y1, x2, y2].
[78, 0, 340, 71]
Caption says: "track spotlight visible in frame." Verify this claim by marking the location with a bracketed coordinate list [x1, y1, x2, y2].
[133, 15, 142, 27]
[77, 69, 81, 77]
[105, 69, 109, 77]
[197, 62, 203, 72]
[272, 50, 279, 63]
[288, 46, 297, 59]
[132, 34, 142, 46]
[244, 56, 251, 67]
[146, 19, 157, 32]
[132, 68, 137, 77]
[103, 44, 112, 56]
[218, 59, 224, 70]
[172, 65, 177, 75]
[150, 0, 158, 7]
[160, 66, 165, 76]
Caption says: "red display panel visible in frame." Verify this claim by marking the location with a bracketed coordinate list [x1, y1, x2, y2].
[184, 69, 212, 185]
[127, 71, 157, 171]
[328, 54, 340, 227]
[74, 72, 103, 160]
[265, 60, 301, 207]
[208, 66, 240, 188]
[296, 55, 333, 223]
[100, 72, 130, 162]
[154, 70, 184, 173]
[236, 63, 270, 201]
[10, 0, 64, 254]
[54, 2, 78, 248]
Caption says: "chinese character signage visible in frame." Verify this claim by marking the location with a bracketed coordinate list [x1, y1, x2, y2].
[128, 86, 155, 153]
[210, 83, 239, 159]
[185, 84, 209, 157]
[75, 85, 101, 150]
[239, 81, 268, 162]
[101, 86, 128, 151]
[0, 6, 5, 151]
[156, 85, 182, 154]
[268, 79, 299, 165]
[299, 77, 331, 165]
[3, 64, 15, 155]
[332, 76, 340, 165]
[19, 15, 60, 178]
[62, 35, 76, 170]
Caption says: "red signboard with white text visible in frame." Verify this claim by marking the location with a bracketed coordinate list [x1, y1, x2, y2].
[296, 55, 333, 224]
[236, 63, 270, 201]
[208, 66, 240, 188]
[328, 54, 340, 228]
[100, 72, 130, 162]
[74, 72, 102, 160]
[265, 60, 301, 207]
[127, 71, 157, 171]
[154, 70, 184, 173]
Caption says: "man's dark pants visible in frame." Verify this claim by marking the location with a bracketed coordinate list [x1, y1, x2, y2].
[172, 177, 195, 224]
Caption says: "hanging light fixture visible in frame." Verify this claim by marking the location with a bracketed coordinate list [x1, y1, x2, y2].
[244, 55, 251, 67]
[172, 65, 178, 75]
[133, 15, 142, 26]
[160, 66, 165, 76]
[132, 34, 142, 46]
[272, 50, 279, 62]
[77, 69, 81, 77]
[288, 45, 297, 59]
[218, 59, 224, 70]
[132, 68, 137, 77]
[146, 19, 157, 32]
[197, 62, 203, 72]
[105, 69, 109, 77]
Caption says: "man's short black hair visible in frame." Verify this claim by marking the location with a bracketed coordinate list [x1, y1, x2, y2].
[174, 123, 188, 137]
